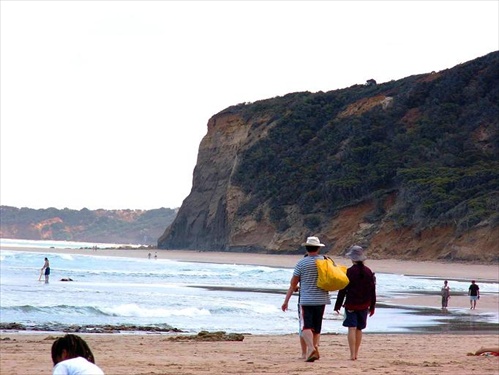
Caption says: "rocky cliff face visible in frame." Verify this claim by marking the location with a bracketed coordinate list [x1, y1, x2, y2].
[158, 52, 499, 263]
[158, 112, 260, 250]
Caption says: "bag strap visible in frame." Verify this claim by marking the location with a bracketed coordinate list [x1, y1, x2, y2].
[322, 255, 337, 266]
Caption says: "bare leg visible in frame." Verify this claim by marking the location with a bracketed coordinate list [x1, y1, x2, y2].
[347, 327, 357, 360]
[347, 328, 363, 360]
[313, 333, 321, 359]
[301, 329, 316, 359]
[299, 335, 306, 359]
[354, 329, 362, 359]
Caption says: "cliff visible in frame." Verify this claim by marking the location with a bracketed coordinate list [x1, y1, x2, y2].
[158, 51, 499, 262]
[0, 206, 177, 245]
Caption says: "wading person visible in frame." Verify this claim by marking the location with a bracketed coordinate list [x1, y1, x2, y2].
[41, 257, 50, 284]
[468, 280, 480, 309]
[282, 236, 330, 362]
[334, 245, 376, 361]
[441, 280, 450, 309]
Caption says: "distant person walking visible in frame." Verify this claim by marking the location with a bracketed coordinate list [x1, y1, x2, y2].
[41, 257, 50, 284]
[441, 280, 450, 309]
[282, 236, 330, 363]
[334, 245, 376, 361]
[468, 280, 480, 309]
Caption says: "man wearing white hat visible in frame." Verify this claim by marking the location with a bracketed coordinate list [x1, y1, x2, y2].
[282, 236, 331, 362]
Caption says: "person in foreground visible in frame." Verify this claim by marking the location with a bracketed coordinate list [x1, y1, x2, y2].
[334, 245, 376, 361]
[282, 236, 330, 363]
[51, 334, 104, 375]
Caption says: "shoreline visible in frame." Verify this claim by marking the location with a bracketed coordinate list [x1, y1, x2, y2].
[3, 245, 499, 281]
[2, 245, 499, 315]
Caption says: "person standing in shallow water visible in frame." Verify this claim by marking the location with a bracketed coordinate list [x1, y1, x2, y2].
[441, 280, 450, 309]
[468, 280, 480, 309]
[41, 257, 50, 284]
[334, 245, 376, 361]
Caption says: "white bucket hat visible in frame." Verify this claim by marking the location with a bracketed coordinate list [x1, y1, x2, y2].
[301, 236, 325, 247]
[346, 245, 366, 262]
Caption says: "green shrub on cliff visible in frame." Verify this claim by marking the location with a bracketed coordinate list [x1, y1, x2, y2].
[232, 51, 499, 232]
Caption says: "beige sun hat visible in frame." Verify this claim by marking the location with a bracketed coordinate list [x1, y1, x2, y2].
[301, 236, 325, 247]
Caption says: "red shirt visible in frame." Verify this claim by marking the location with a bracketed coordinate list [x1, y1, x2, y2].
[334, 263, 376, 312]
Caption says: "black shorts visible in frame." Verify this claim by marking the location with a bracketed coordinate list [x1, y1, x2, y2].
[45, 267, 50, 275]
[300, 305, 326, 334]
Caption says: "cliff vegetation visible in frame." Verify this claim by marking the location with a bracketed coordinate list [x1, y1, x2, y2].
[0, 206, 177, 245]
[159, 51, 499, 262]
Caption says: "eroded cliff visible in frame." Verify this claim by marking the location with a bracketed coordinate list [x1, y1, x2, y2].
[159, 51, 499, 262]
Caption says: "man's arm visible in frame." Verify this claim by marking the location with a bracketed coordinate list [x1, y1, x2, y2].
[282, 275, 300, 312]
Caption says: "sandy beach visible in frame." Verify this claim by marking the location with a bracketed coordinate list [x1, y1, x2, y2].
[1, 246, 498, 374]
[1, 332, 498, 375]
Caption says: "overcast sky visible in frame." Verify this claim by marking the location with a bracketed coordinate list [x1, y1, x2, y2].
[1, 1, 498, 210]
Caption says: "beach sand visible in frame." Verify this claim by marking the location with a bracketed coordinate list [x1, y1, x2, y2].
[1, 332, 498, 375]
[1, 247, 498, 374]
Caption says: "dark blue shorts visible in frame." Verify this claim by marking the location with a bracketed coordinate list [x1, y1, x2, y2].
[45, 267, 50, 275]
[300, 305, 326, 334]
[343, 309, 369, 330]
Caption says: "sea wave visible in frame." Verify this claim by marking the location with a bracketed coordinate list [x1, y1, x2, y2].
[0, 238, 143, 249]
[1, 247, 498, 335]
[2, 304, 107, 316]
[100, 304, 211, 318]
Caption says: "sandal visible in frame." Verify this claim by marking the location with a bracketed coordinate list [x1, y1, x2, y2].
[305, 350, 319, 362]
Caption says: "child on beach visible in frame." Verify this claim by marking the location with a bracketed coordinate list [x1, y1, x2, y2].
[51, 334, 104, 375]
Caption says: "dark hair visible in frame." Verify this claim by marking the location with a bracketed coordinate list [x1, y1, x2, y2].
[305, 246, 320, 252]
[51, 334, 96, 365]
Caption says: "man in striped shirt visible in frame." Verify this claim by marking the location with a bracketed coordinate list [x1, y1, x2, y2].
[282, 236, 331, 362]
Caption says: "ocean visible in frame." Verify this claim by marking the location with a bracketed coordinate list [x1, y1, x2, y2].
[1, 239, 498, 335]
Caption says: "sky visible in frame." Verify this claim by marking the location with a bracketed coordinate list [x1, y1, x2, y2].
[1, 1, 498, 211]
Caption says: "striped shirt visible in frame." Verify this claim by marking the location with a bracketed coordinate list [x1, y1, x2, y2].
[293, 255, 331, 306]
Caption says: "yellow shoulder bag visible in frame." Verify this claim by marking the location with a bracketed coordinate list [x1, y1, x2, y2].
[316, 256, 349, 291]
